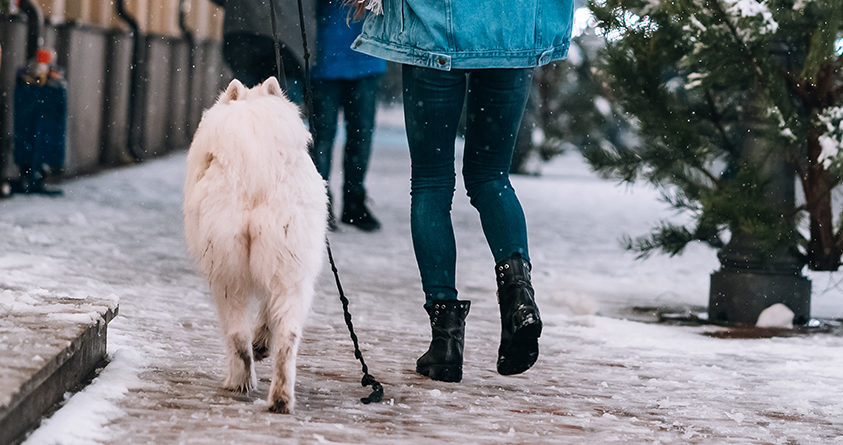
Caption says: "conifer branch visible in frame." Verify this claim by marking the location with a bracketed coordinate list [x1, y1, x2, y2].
[703, 89, 737, 156]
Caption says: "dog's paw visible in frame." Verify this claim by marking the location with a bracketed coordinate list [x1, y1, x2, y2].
[224, 379, 254, 394]
[224, 369, 257, 394]
[268, 397, 294, 414]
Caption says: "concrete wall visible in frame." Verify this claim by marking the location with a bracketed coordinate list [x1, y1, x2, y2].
[101, 30, 133, 166]
[190, 39, 228, 131]
[0, 13, 224, 181]
[167, 38, 191, 150]
[141, 35, 173, 158]
[0, 16, 28, 180]
[55, 23, 108, 175]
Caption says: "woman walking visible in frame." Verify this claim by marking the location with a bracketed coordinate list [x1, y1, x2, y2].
[350, 0, 574, 381]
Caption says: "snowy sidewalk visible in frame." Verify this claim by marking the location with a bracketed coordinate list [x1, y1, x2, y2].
[2, 108, 843, 444]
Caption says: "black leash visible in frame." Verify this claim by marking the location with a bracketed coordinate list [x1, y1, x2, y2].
[325, 238, 384, 404]
[268, 0, 383, 405]
[267, 0, 288, 91]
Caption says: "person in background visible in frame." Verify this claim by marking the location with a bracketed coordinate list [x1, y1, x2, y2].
[211, 0, 315, 102]
[310, 0, 386, 232]
[350, 0, 574, 381]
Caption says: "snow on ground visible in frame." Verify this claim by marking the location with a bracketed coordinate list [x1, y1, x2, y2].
[2, 106, 843, 444]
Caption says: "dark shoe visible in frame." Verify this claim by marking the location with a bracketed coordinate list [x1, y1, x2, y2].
[11, 169, 62, 196]
[416, 300, 470, 382]
[341, 201, 381, 232]
[496, 255, 541, 375]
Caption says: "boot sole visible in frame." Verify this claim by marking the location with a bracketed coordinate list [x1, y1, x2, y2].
[497, 318, 542, 376]
[416, 364, 463, 383]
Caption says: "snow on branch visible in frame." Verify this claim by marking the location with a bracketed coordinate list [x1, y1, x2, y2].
[817, 106, 843, 169]
[721, 0, 779, 38]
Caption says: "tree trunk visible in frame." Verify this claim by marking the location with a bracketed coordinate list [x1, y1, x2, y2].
[802, 132, 841, 271]
[709, 92, 811, 326]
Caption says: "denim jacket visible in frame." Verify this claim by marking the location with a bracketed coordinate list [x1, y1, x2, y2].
[351, 0, 574, 71]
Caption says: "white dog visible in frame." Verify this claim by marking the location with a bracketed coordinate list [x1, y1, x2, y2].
[183, 77, 327, 413]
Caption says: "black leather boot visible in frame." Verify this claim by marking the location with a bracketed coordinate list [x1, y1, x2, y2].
[341, 193, 381, 232]
[416, 300, 470, 382]
[496, 254, 541, 375]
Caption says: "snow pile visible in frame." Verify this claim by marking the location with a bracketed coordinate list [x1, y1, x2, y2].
[0, 288, 118, 323]
[755, 303, 795, 329]
[22, 347, 144, 445]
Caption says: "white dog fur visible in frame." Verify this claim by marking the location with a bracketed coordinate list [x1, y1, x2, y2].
[183, 77, 327, 413]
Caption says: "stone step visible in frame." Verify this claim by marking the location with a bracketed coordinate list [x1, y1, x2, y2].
[0, 290, 118, 445]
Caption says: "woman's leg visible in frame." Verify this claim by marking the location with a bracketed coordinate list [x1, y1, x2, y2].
[461, 68, 534, 263]
[402, 65, 467, 305]
[310, 78, 342, 181]
[339, 75, 382, 231]
[310, 78, 343, 228]
[462, 68, 540, 376]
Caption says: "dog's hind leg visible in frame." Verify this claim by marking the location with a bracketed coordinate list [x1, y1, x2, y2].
[252, 296, 271, 362]
[265, 288, 312, 414]
[210, 277, 258, 394]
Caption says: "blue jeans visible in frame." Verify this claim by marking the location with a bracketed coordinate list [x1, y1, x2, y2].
[310, 75, 381, 204]
[402, 65, 533, 304]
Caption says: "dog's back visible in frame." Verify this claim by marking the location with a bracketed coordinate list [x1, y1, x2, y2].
[184, 78, 327, 294]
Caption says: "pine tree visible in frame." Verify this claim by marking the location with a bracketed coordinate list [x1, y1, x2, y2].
[513, 28, 635, 174]
[586, 0, 843, 270]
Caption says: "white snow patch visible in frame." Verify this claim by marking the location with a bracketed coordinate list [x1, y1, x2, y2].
[685, 72, 707, 90]
[816, 106, 843, 168]
[594, 96, 612, 117]
[640, 0, 660, 15]
[725, 410, 745, 424]
[566, 42, 583, 66]
[47, 312, 101, 324]
[22, 347, 144, 445]
[722, 0, 778, 36]
[549, 291, 600, 316]
[571, 7, 595, 39]
[755, 303, 794, 329]
[688, 15, 707, 32]
[68, 212, 88, 225]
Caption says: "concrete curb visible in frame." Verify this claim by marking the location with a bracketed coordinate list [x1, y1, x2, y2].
[0, 294, 117, 445]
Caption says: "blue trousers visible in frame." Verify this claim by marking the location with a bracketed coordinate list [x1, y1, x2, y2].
[310, 75, 381, 204]
[402, 65, 533, 304]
